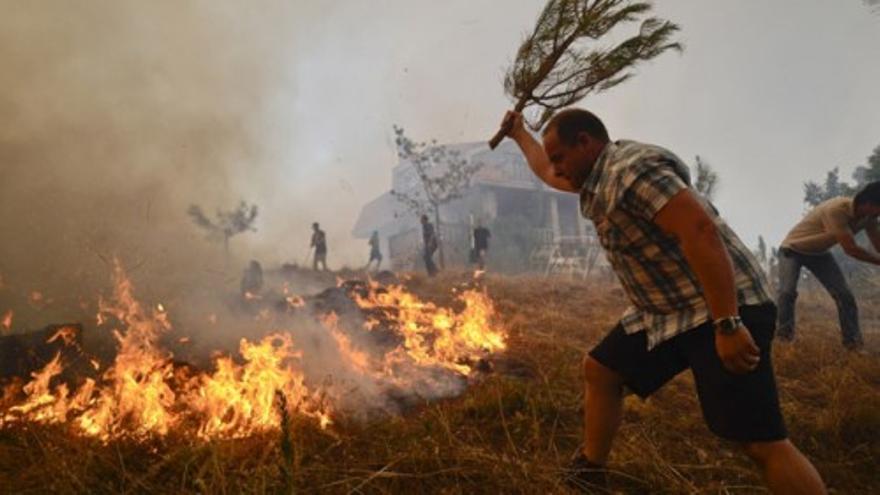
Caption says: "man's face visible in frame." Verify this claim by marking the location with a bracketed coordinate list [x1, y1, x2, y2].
[542, 129, 600, 190]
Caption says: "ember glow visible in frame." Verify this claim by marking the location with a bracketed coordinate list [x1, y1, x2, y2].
[1, 264, 506, 441]
[285, 295, 306, 308]
[1, 309, 12, 333]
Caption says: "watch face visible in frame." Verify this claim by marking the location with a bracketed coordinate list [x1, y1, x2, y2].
[715, 317, 741, 334]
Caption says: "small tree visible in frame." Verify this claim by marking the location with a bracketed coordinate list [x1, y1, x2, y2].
[390, 126, 484, 269]
[804, 144, 880, 206]
[693, 155, 719, 201]
[754, 234, 778, 286]
[756, 235, 768, 267]
[853, 144, 880, 186]
[768, 246, 780, 292]
[187, 201, 258, 258]
[803, 167, 856, 207]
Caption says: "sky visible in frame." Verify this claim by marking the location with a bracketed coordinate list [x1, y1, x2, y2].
[1, 0, 878, 279]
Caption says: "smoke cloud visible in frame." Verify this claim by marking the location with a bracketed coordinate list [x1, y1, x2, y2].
[0, 2, 314, 312]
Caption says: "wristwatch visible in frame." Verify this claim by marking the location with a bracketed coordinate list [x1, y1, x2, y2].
[713, 315, 743, 335]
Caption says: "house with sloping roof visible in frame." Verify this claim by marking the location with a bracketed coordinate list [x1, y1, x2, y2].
[352, 140, 602, 274]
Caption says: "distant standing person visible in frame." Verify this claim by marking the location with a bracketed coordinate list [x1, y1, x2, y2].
[421, 214, 438, 276]
[310, 222, 328, 271]
[367, 230, 383, 271]
[777, 181, 880, 350]
[240, 260, 263, 297]
[472, 223, 491, 270]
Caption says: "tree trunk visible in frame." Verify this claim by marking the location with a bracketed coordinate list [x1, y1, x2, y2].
[433, 205, 445, 270]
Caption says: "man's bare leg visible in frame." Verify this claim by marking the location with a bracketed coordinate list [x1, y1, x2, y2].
[582, 356, 625, 464]
[742, 440, 826, 495]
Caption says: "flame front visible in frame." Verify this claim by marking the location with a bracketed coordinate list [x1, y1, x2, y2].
[0, 261, 331, 441]
[354, 283, 506, 376]
[190, 333, 330, 439]
[1, 266, 505, 442]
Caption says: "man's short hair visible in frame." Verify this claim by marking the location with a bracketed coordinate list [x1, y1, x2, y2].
[854, 181, 880, 208]
[312, 222, 319, 229]
[543, 108, 610, 146]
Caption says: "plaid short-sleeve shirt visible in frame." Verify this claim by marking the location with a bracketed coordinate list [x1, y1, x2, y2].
[581, 140, 773, 349]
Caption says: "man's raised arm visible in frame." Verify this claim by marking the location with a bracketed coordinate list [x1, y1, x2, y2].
[502, 111, 577, 193]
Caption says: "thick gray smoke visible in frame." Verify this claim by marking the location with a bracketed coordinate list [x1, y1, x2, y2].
[0, 2, 319, 317]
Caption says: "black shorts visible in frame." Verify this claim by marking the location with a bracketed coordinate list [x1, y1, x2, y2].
[588, 303, 787, 442]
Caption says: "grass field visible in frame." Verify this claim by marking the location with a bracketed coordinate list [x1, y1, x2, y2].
[1, 271, 878, 494]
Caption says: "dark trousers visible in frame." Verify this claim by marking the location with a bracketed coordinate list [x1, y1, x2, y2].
[313, 250, 327, 271]
[423, 246, 438, 276]
[776, 247, 861, 347]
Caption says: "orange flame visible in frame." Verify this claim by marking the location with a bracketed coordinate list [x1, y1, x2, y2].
[1, 260, 331, 441]
[190, 333, 330, 439]
[76, 261, 178, 440]
[47, 326, 79, 347]
[353, 283, 505, 376]
[322, 313, 374, 376]
[1, 263, 504, 441]
[1, 310, 12, 334]
[285, 295, 306, 308]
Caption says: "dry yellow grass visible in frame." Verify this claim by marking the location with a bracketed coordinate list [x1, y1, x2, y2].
[0, 271, 878, 494]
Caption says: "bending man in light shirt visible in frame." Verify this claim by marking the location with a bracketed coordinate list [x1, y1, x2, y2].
[777, 181, 880, 350]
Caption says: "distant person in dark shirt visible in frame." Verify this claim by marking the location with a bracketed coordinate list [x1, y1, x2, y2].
[240, 260, 263, 297]
[421, 214, 438, 276]
[310, 222, 328, 271]
[367, 230, 382, 271]
[473, 224, 491, 270]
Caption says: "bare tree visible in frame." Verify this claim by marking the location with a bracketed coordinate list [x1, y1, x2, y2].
[187, 201, 258, 257]
[390, 125, 484, 269]
[489, 0, 682, 147]
[693, 155, 719, 201]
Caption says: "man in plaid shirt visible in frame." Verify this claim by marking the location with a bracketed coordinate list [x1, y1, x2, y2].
[502, 108, 825, 494]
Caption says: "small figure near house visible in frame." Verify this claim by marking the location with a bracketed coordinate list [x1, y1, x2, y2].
[472, 223, 491, 270]
[776, 181, 880, 350]
[421, 214, 439, 277]
[310, 222, 328, 271]
[366, 230, 383, 271]
[240, 260, 263, 298]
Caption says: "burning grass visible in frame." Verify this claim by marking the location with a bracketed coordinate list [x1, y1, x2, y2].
[1, 271, 879, 493]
